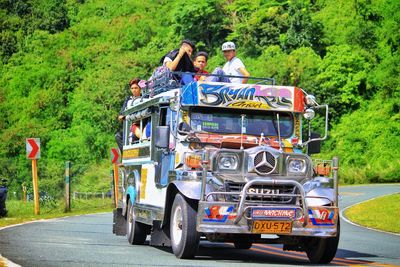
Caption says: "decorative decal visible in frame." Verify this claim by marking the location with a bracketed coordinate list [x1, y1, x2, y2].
[199, 83, 293, 109]
[122, 147, 150, 159]
[140, 168, 147, 200]
[123, 148, 139, 159]
[181, 82, 305, 112]
[294, 114, 301, 139]
[308, 208, 335, 226]
[251, 208, 296, 219]
[203, 205, 236, 222]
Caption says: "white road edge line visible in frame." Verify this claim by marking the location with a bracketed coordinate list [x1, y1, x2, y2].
[0, 212, 110, 231]
[340, 192, 400, 237]
[0, 212, 111, 266]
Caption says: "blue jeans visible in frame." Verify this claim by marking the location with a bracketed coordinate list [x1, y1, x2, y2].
[205, 67, 231, 83]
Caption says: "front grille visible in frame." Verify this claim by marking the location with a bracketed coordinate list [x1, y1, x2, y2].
[254, 151, 277, 175]
[225, 182, 297, 205]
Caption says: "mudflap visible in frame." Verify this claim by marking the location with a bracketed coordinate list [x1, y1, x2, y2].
[113, 208, 127, 236]
[150, 221, 171, 247]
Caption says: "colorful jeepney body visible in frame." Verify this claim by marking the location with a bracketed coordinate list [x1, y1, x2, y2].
[114, 80, 339, 263]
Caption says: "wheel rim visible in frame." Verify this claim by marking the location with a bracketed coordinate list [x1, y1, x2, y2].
[171, 205, 183, 246]
[128, 204, 134, 237]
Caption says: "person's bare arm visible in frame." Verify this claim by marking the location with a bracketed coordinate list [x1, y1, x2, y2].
[118, 115, 125, 122]
[165, 46, 187, 71]
[238, 67, 250, 84]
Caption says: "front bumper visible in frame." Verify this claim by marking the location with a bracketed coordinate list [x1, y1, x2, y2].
[197, 201, 338, 237]
[196, 179, 338, 237]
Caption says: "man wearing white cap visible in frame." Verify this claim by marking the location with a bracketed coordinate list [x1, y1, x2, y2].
[221, 41, 250, 84]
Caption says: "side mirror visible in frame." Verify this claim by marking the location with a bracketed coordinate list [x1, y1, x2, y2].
[177, 122, 190, 135]
[307, 132, 321, 155]
[155, 126, 170, 149]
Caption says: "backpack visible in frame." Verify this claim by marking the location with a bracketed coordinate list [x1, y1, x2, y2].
[148, 66, 177, 96]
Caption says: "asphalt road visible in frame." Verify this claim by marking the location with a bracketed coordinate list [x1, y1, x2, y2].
[0, 184, 399, 267]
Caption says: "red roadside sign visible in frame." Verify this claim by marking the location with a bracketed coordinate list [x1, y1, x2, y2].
[111, 148, 119, 164]
[26, 138, 40, 159]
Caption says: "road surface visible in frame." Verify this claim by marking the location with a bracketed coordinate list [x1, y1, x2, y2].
[0, 184, 399, 267]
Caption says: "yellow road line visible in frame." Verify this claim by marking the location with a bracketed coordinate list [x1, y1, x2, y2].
[252, 244, 348, 265]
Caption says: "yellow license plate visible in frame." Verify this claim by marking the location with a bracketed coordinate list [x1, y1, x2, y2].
[252, 221, 292, 234]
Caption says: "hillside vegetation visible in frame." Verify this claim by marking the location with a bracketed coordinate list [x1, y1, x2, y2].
[0, 0, 399, 197]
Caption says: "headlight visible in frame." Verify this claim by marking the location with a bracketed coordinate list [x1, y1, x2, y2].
[218, 153, 239, 170]
[303, 108, 315, 120]
[287, 158, 307, 174]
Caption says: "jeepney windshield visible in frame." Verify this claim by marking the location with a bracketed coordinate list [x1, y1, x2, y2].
[190, 108, 293, 137]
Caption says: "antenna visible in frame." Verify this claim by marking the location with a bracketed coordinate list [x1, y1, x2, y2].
[240, 114, 245, 150]
[276, 113, 283, 152]
[259, 132, 265, 146]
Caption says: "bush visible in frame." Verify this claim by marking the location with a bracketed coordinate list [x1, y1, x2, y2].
[323, 92, 400, 183]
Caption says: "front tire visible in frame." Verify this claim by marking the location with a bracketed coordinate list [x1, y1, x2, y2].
[305, 220, 340, 263]
[233, 241, 253, 249]
[170, 193, 200, 259]
[126, 200, 148, 245]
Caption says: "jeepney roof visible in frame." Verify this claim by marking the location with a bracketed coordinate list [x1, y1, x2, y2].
[122, 88, 179, 116]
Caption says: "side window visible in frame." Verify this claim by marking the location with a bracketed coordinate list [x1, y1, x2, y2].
[159, 106, 176, 128]
[140, 117, 151, 141]
[159, 107, 167, 126]
[125, 117, 152, 146]
[128, 120, 140, 145]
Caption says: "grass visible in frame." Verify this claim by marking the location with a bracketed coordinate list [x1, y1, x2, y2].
[344, 193, 400, 234]
[0, 198, 114, 228]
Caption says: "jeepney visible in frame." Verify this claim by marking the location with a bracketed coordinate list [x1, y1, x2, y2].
[113, 75, 340, 264]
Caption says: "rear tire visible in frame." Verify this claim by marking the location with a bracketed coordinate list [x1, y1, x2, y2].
[127, 200, 148, 245]
[170, 193, 200, 259]
[305, 220, 340, 263]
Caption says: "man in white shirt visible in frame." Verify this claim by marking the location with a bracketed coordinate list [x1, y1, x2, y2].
[221, 42, 250, 84]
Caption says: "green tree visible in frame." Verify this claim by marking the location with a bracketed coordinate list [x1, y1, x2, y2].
[226, 1, 289, 57]
[316, 45, 374, 121]
[281, 0, 324, 54]
[171, 0, 228, 53]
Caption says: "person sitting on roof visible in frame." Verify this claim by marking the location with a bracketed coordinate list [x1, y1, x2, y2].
[193, 51, 209, 82]
[205, 42, 250, 84]
[221, 41, 250, 84]
[161, 40, 196, 84]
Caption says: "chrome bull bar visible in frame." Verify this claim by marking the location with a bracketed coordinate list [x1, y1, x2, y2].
[204, 179, 309, 226]
[234, 179, 309, 225]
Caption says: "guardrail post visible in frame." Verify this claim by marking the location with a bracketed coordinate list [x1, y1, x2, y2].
[32, 159, 40, 215]
[65, 161, 71, 212]
[22, 183, 27, 204]
[110, 169, 115, 206]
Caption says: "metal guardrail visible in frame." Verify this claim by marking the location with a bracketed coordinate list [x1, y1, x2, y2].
[73, 192, 111, 200]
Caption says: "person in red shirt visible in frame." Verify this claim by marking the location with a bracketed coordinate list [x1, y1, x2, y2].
[193, 51, 209, 81]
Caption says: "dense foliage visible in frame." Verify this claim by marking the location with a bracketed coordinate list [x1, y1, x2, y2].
[1, 0, 399, 197]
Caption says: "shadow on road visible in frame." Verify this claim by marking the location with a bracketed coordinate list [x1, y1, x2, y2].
[153, 242, 309, 265]
[336, 248, 377, 259]
[152, 242, 382, 266]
